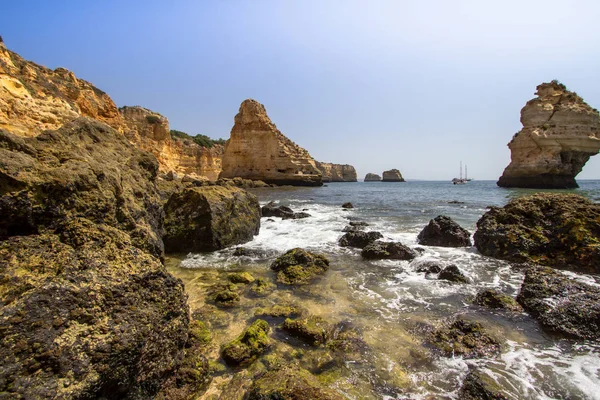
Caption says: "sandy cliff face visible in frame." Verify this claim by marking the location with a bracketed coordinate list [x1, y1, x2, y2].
[315, 162, 357, 182]
[0, 42, 124, 136]
[219, 99, 322, 186]
[498, 82, 600, 188]
[382, 169, 405, 182]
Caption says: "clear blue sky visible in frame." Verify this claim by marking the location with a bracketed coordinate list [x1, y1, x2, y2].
[3, 0, 600, 180]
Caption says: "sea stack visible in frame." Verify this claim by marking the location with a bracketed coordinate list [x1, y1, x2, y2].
[364, 173, 382, 182]
[497, 81, 600, 189]
[219, 99, 322, 186]
[316, 162, 357, 182]
[382, 169, 405, 182]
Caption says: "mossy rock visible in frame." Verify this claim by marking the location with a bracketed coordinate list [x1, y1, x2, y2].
[222, 319, 271, 366]
[228, 271, 255, 284]
[282, 316, 330, 346]
[270, 248, 329, 285]
[255, 304, 305, 319]
[249, 277, 276, 297]
[246, 366, 344, 400]
[474, 289, 522, 312]
[428, 319, 501, 359]
[459, 369, 508, 400]
[209, 283, 241, 307]
[188, 320, 212, 346]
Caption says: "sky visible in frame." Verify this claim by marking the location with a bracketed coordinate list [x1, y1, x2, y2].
[3, 0, 600, 180]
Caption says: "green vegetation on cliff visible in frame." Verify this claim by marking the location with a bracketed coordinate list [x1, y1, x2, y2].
[170, 129, 226, 148]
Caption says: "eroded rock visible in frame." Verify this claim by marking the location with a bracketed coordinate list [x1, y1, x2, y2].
[417, 215, 472, 247]
[364, 173, 382, 182]
[339, 231, 383, 248]
[382, 169, 405, 182]
[316, 162, 357, 182]
[361, 241, 417, 260]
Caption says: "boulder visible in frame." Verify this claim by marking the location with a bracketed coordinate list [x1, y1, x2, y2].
[219, 99, 322, 186]
[382, 169, 405, 182]
[497, 81, 600, 189]
[414, 260, 443, 275]
[270, 248, 329, 285]
[261, 201, 311, 220]
[281, 316, 330, 346]
[163, 186, 260, 253]
[338, 231, 383, 248]
[0, 120, 189, 398]
[474, 193, 600, 274]
[315, 162, 358, 182]
[341, 202, 354, 209]
[428, 319, 501, 359]
[517, 266, 600, 339]
[221, 319, 271, 366]
[417, 215, 472, 247]
[364, 173, 382, 182]
[459, 369, 508, 400]
[361, 241, 417, 260]
[474, 289, 522, 312]
[438, 265, 471, 284]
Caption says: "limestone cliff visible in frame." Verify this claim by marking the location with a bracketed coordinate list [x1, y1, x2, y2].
[219, 99, 322, 186]
[382, 169, 405, 182]
[0, 41, 124, 136]
[364, 173, 382, 181]
[498, 81, 600, 188]
[120, 106, 223, 180]
[315, 161, 357, 182]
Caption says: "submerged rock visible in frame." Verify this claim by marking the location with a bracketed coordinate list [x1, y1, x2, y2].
[270, 248, 330, 285]
[474, 289, 522, 312]
[361, 241, 417, 260]
[227, 271, 255, 284]
[459, 369, 508, 400]
[209, 283, 241, 307]
[338, 231, 383, 248]
[517, 266, 600, 339]
[248, 278, 276, 297]
[163, 186, 261, 253]
[429, 319, 501, 359]
[282, 316, 330, 346]
[222, 319, 271, 366]
[417, 215, 472, 247]
[474, 193, 600, 274]
[438, 265, 471, 284]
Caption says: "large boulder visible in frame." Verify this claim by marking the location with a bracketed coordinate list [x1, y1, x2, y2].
[338, 231, 383, 248]
[474, 193, 600, 274]
[270, 248, 329, 285]
[0, 119, 190, 398]
[517, 266, 600, 339]
[382, 169, 405, 182]
[417, 216, 472, 247]
[361, 241, 417, 260]
[163, 186, 260, 253]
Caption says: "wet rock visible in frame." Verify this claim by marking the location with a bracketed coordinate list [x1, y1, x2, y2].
[255, 304, 305, 319]
[361, 241, 417, 260]
[163, 186, 261, 253]
[227, 271, 255, 284]
[326, 321, 366, 354]
[474, 193, 600, 274]
[474, 289, 522, 312]
[517, 266, 600, 339]
[291, 211, 311, 219]
[349, 221, 369, 227]
[208, 283, 241, 307]
[459, 369, 508, 400]
[222, 319, 271, 366]
[417, 215, 472, 247]
[342, 225, 364, 232]
[261, 201, 311, 220]
[246, 366, 344, 400]
[415, 260, 443, 275]
[248, 278, 276, 297]
[270, 248, 329, 285]
[429, 319, 501, 359]
[438, 265, 471, 284]
[232, 247, 275, 258]
[338, 231, 383, 248]
[342, 202, 354, 209]
[448, 200, 465, 204]
[282, 316, 330, 345]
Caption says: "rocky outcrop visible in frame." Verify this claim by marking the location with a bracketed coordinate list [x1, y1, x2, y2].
[364, 173, 381, 181]
[163, 186, 261, 253]
[270, 248, 329, 285]
[417, 216, 472, 247]
[474, 193, 600, 274]
[382, 169, 405, 182]
[0, 118, 189, 398]
[120, 106, 224, 180]
[474, 289, 522, 312]
[315, 161, 357, 182]
[497, 81, 600, 188]
[339, 231, 383, 248]
[517, 266, 600, 339]
[428, 319, 501, 359]
[361, 241, 417, 260]
[219, 99, 322, 186]
[261, 201, 311, 220]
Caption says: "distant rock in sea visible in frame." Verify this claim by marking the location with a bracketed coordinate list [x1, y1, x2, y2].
[364, 173, 382, 181]
[219, 99, 323, 186]
[497, 81, 600, 189]
[315, 161, 357, 182]
[382, 169, 405, 182]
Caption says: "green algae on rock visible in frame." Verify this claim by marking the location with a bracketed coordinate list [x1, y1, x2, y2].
[227, 271, 255, 284]
[517, 266, 600, 339]
[459, 369, 508, 400]
[428, 319, 501, 359]
[248, 277, 276, 297]
[163, 185, 261, 253]
[270, 248, 330, 285]
[474, 289, 522, 312]
[208, 283, 241, 307]
[282, 316, 330, 346]
[222, 319, 271, 366]
[474, 193, 600, 274]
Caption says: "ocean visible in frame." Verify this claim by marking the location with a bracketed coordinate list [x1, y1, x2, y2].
[170, 180, 600, 399]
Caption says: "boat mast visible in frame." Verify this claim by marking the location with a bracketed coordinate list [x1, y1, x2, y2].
[465, 165, 468, 180]
[460, 161, 463, 180]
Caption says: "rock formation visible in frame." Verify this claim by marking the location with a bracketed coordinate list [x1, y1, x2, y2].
[382, 169, 405, 182]
[364, 173, 382, 181]
[497, 81, 600, 188]
[219, 99, 322, 186]
[417, 216, 472, 247]
[315, 161, 357, 182]
[120, 106, 223, 180]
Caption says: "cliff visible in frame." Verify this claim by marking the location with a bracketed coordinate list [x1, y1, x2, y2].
[315, 161, 357, 182]
[498, 81, 600, 188]
[120, 106, 223, 180]
[382, 169, 405, 182]
[219, 99, 322, 186]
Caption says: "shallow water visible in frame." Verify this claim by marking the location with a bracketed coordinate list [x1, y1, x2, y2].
[168, 180, 600, 399]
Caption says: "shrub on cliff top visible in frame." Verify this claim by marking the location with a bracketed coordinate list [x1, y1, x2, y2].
[170, 129, 226, 148]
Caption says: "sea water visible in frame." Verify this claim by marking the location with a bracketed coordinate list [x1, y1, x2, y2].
[175, 180, 600, 399]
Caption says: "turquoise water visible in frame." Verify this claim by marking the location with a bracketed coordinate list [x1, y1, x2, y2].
[180, 180, 600, 399]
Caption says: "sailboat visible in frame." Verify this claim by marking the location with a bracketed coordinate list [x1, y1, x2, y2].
[452, 161, 467, 185]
